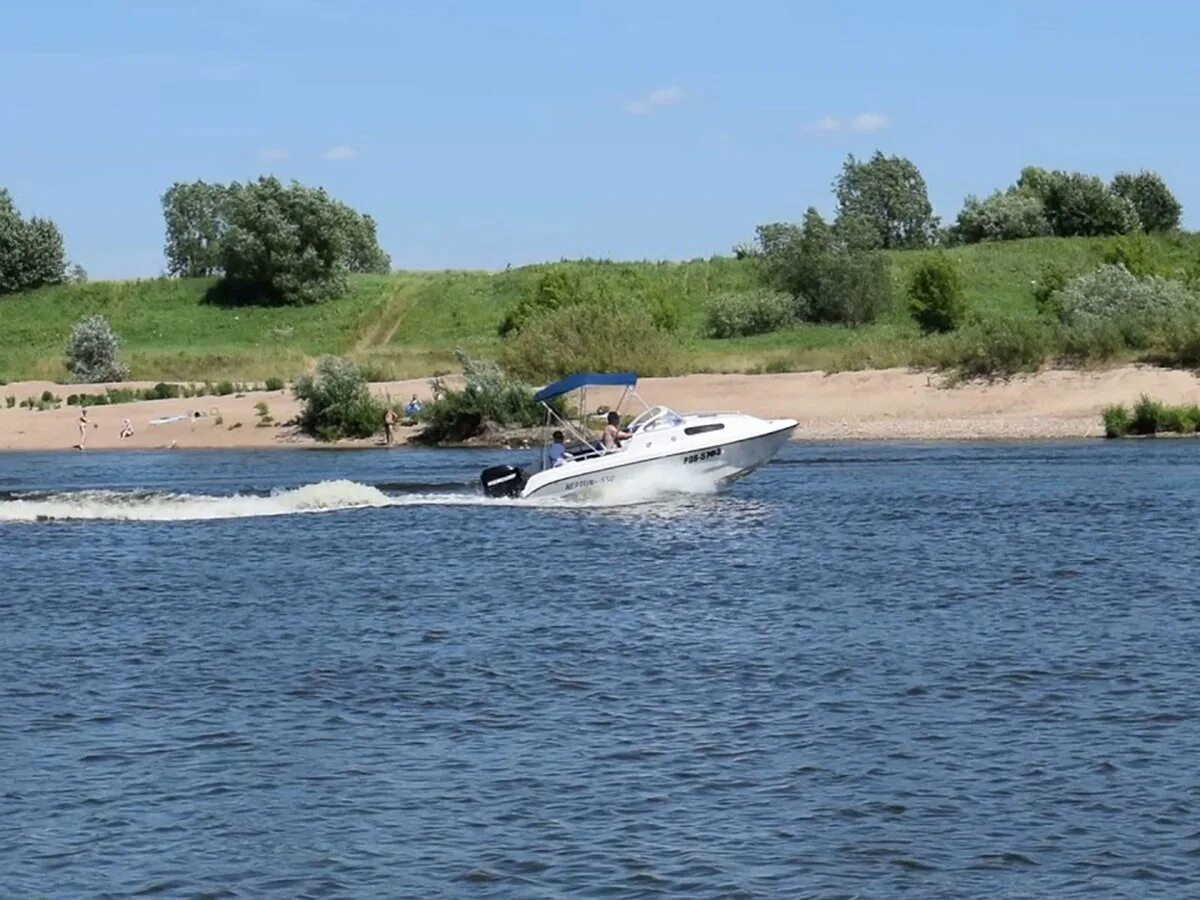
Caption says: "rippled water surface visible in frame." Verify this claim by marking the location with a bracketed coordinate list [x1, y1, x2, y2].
[3, 442, 1199, 897]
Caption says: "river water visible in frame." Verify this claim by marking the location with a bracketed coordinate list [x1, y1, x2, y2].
[1, 442, 1198, 897]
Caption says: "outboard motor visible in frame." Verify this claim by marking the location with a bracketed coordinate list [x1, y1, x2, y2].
[480, 464, 527, 498]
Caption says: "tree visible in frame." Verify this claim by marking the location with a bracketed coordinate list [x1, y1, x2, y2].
[1023, 170, 1140, 237]
[908, 254, 967, 333]
[1111, 171, 1182, 233]
[834, 152, 937, 249]
[162, 181, 232, 277]
[216, 177, 390, 305]
[952, 190, 1051, 243]
[344, 213, 391, 273]
[65, 314, 129, 383]
[0, 189, 67, 296]
[752, 207, 893, 325]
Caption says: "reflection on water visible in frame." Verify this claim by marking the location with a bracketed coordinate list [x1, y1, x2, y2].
[2, 442, 1199, 897]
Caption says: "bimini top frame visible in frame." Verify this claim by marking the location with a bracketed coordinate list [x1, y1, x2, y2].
[533, 372, 647, 469]
[532, 371, 637, 404]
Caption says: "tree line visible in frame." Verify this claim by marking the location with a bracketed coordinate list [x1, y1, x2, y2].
[0, 155, 1185, 307]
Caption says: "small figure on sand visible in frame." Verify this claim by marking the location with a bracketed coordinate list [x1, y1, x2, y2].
[383, 407, 398, 446]
[76, 408, 89, 450]
[404, 394, 423, 417]
[119, 418, 134, 439]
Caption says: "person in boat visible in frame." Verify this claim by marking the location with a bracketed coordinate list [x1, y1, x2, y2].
[602, 411, 633, 451]
[548, 430, 571, 467]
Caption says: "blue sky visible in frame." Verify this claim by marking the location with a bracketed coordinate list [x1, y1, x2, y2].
[2, 0, 1198, 278]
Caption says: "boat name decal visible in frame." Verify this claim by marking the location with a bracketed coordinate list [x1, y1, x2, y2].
[565, 474, 616, 491]
[683, 447, 722, 464]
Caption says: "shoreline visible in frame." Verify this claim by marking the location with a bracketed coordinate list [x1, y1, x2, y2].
[3, 365, 1200, 452]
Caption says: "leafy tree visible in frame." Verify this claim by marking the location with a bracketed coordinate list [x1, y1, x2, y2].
[753, 208, 892, 325]
[0, 189, 67, 295]
[217, 177, 385, 305]
[907, 254, 967, 333]
[1111, 171, 1182, 233]
[834, 152, 937, 249]
[1102, 232, 1156, 276]
[162, 181, 232, 277]
[293, 356, 383, 440]
[65, 314, 129, 383]
[952, 190, 1051, 243]
[1028, 171, 1140, 237]
[705, 290, 794, 338]
[344, 213, 391, 273]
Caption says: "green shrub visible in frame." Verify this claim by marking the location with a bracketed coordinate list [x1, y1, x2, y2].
[1032, 262, 1073, 318]
[145, 382, 183, 401]
[1130, 394, 1164, 435]
[1102, 404, 1130, 438]
[705, 290, 794, 338]
[40, 389, 54, 403]
[952, 190, 1051, 243]
[1054, 264, 1200, 333]
[501, 302, 679, 381]
[1103, 233, 1156, 276]
[64, 314, 129, 383]
[293, 356, 383, 441]
[66, 394, 79, 406]
[264, 376, 285, 392]
[215, 380, 235, 396]
[1160, 313, 1200, 368]
[935, 314, 1054, 380]
[907, 253, 966, 334]
[1058, 319, 1125, 364]
[6, 395, 15, 408]
[416, 349, 550, 444]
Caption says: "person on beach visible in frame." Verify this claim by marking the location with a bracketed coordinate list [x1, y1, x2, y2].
[383, 407, 397, 446]
[602, 411, 632, 451]
[404, 394, 423, 417]
[548, 430, 571, 467]
[119, 418, 134, 439]
[76, 408, 89, 450]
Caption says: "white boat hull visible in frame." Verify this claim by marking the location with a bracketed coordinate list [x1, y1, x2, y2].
[520, 417, 796, 501]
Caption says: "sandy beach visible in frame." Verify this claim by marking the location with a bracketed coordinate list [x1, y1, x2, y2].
[3, 366, 1199, 452]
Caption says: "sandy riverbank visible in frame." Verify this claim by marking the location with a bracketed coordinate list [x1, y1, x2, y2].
[3, 366, 1199, 452]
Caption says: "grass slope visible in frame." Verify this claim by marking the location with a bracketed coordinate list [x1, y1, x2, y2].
[2, 234, 1198, 382]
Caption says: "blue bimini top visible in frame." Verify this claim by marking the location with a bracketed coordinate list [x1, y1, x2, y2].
[532, 371, 637, 404]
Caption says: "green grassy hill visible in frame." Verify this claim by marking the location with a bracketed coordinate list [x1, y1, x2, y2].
[2, 234, 1198, 383]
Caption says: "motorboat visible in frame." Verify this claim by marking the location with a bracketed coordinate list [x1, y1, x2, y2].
[480, 372, 797, 501]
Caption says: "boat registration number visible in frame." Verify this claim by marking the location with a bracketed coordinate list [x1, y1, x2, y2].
[683, 447, 722, 464]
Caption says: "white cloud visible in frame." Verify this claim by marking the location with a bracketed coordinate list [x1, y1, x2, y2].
[259, 147, 290, 161]
[623, 86, 686, 116]
[322, 145, 358, 161]
[804, 112, 890, 135]
[805, 116, 844, 134]
[849, 112, 889, 132]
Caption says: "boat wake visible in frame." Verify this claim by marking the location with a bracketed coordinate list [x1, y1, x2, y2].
[0, 464, 735, 523]
[0, 479, 519, 523]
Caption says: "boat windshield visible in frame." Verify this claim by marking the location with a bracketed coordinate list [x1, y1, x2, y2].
[627, 405, 684, 433]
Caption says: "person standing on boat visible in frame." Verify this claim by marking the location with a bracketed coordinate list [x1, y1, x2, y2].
[602, 411, 632, 451]
[548, 430, 571, 467]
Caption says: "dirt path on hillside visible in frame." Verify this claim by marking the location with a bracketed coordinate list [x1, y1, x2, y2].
[351, 278, 426, 353]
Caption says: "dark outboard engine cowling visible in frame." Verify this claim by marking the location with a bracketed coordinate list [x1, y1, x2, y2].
[480, 464, 527, 498]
